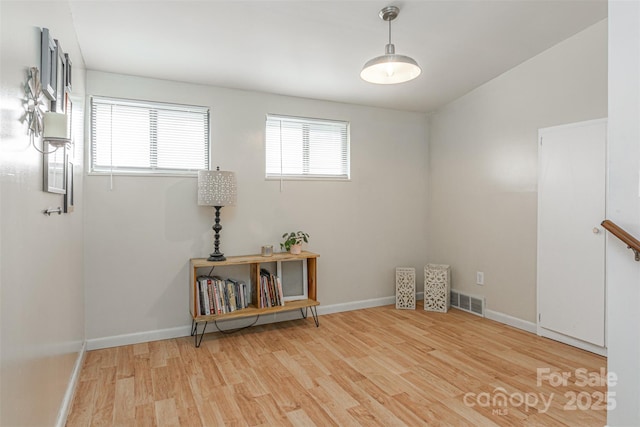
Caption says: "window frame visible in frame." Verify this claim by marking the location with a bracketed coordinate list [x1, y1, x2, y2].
[265, 114, 351, 181]
[89, 96, 210, 177]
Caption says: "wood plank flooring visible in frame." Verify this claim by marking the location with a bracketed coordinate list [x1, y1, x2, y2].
[66, 303, 607, 426]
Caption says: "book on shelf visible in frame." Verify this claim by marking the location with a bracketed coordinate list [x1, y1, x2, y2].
[211, 278, 221, 314]
[197, 277, 209, 315]
[259, 268, 285, 308]
[214, 277, 227, 314]
[196, 275, 250, 316]
[276, 277, 284, 305]
[195, 278, 202, 315]
[227, 278, 249, 311]
[231, 277, 244, 309]
[267, 274, 275, 307]
[259, 274, 267, 308]
[206, 279, 215, 315]
[226, 280, 236, 312]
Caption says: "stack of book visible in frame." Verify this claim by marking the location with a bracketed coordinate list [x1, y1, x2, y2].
[259, 268, 285, 308]
[196, 276, 250, 316]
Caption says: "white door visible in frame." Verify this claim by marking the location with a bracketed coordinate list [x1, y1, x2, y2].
[537, 119, 606, 349]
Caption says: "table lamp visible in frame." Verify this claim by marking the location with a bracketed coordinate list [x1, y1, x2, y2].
[198, 167, 237, 261]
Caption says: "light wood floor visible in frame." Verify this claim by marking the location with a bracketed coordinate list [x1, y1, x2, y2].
[66, 303, 607, 426]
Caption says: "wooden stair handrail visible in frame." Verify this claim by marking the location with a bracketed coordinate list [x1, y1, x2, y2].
[601, 219, 640, 261]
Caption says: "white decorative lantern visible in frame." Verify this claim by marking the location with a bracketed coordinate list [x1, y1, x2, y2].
[395, 267, 416, 310]
[424, 264, 451, 313]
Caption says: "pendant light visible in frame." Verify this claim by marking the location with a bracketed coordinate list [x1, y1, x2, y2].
[361, 6, 421, 84]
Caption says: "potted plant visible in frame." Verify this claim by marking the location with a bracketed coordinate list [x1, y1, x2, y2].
[280, 231, 310, 255]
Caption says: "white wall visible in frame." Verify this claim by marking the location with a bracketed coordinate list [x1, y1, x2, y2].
[84, 71, 429, 342]
[0, 2, 86, 426]
[427, 20, 607, 322]
[607, 1, 640, 425]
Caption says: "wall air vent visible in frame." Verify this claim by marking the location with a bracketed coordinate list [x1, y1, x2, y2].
[450, 290, 459, 308]
[449, 289, 485, 317]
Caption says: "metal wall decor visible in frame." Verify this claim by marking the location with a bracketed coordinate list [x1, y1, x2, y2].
[52, 40, 66, 113]
[43, 207, 63, 216]
[64, 53, 72, 92]
[43, 49, 68, 195]
[64, 93, 74, 212]
[37, 27, 75, 200]
[44, 143, 66, 194]
[64, 161, 74, 213]
[23, 67, 46, 137]
[40, 28, 56, 100]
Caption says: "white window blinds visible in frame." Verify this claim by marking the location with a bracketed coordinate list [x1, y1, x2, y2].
[90, 96, 209, 175]
[265, 114, 350, 180]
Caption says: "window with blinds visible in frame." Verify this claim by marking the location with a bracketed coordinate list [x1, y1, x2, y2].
[265, 114, 350, 180]
[90, 96, 209, 175]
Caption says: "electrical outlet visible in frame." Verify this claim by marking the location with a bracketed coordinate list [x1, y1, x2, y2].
[476, 271, 484, 285]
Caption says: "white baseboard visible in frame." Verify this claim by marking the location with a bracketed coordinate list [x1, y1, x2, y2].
[485, 309, 537, 334]
[88, 297, 549, 352]
[55, 342, 86, 427]
[87, 294, 423, 350]
[538, 327, 607, 356]
[87, 298, 541, 352]
[87, 325, 192, 350]
[317, 295, 395, 315]
[484, 310, 607, 356]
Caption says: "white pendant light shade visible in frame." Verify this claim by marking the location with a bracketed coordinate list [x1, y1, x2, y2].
[361, 45, 422, 84]
[361, 6, 421, 85]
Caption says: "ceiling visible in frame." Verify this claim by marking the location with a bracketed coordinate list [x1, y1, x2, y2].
[69, 0, 607, 113]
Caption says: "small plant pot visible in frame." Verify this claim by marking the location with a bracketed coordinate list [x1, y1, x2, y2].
[290, 244, 302, 255]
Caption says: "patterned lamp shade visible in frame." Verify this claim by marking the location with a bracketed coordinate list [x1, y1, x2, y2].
[197, 168, 237, 207]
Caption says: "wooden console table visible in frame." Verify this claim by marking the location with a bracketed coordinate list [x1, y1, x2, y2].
[189, 251, 319, 347]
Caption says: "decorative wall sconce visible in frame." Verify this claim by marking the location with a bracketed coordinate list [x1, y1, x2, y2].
[23, 67, 69, 153]
[42, 111, 71, 148]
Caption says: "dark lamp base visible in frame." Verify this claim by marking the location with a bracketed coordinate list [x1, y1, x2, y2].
[208, 252, 226, 262]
